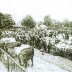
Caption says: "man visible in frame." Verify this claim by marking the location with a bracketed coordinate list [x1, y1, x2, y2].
[0, 29, 2, 39]
[47, 40, 52, 53]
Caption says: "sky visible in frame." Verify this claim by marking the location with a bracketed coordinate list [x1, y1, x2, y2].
[0, 0, 72, 24]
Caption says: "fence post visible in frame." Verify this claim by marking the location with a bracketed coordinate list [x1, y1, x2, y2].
[7, 57, 10, 72]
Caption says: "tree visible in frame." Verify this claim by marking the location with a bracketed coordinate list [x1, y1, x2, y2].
[21, 15, 36, 30]
[0, 13, 15, 29]
[63, 19, 69, 28]
[3, 14, 15, 29]
[38, 21, 43, 27]
[0, 29, 2, 39]
[0, 12, 4, 29]
[43, 15, 52, 26]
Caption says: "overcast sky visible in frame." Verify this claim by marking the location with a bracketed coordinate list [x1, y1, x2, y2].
[0, 0, 72, 24]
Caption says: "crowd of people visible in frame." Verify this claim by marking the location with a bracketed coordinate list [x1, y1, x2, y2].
[0, 28, 72, 60]
[14, 30, 54, 54]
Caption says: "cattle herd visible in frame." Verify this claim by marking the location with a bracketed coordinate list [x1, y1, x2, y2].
[0, 29, 72, 70]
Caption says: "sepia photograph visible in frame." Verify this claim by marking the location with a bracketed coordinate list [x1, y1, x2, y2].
[0, 0, 72, 72]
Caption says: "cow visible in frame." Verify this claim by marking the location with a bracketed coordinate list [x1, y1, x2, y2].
[18, 46, 34, 68]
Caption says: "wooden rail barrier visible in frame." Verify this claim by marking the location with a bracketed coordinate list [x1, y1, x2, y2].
[0, 47, 25, 72]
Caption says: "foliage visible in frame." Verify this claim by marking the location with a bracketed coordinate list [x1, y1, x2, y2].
[3, 14, 15, 29]
[0, 12, 4, 29]
[62, 19, 72, 31]
[0, 12, 15, 29]
[63, 19, 69, 27]
[43, 15, 52, 26]
[21, 15, 36, 30]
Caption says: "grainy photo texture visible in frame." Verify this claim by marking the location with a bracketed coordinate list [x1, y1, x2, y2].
[0, 0, 72, 72]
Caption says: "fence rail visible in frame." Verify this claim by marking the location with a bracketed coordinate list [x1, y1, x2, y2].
[0, 47, 25, 72]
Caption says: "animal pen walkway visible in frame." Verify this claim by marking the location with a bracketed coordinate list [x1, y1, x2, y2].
[34, 49, 72, 72]
[0, 45, 72, 72]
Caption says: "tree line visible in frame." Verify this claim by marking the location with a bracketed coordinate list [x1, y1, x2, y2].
[0, 12, 72, 31]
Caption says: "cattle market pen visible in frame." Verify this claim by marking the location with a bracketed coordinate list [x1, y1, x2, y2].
[0, 47, 25, 72]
